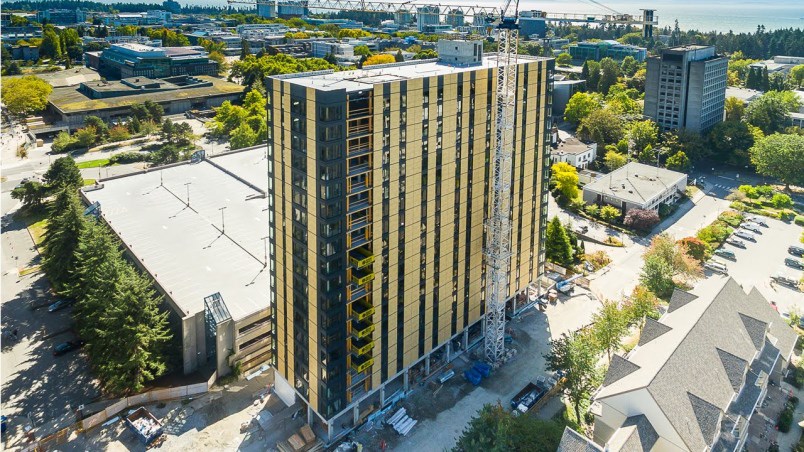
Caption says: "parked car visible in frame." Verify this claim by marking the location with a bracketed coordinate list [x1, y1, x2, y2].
[733, 230, 756, 241]
[53, 340, 84, 356]
[789, 246, 804, 257]
[704, 261, 728, 274]
[714, 249, 736, 260]
[741, 224, 762, 234]
[48, 298, 75, 312]
[772, 274, 800, 289]
[747, 218, 768, 227]
[726, 237, 746, 248]
[785, 258, 804, 270]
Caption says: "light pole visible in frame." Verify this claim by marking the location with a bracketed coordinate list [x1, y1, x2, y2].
[261, 236, 269, 267]
[219, 206, 227, 234]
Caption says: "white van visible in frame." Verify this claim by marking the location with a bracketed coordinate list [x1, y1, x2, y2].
[705, 261, 728, 274]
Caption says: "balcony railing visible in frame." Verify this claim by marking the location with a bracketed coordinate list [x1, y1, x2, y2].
[348, 163, 371, 176]
[347, 214, 369, 231]
[350, 337, 374, 356]
[351, 299, 375, 322]
[351, 319, 375, 340]
[347, 283, 368, 303]
[351, 268, 375, 286]
[349, 246, 374, 269]
[348, 198, 370, 214]
[350, 354, 374, 373]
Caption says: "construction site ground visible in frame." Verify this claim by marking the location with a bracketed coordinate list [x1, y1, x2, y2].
[348, 288, 599, 451]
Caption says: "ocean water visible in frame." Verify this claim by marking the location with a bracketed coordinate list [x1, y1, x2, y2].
[94, 0, 803, 33]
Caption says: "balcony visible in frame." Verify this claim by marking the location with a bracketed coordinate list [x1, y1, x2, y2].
[351, 298, 375, 322]
[347, 229, 370, 249]
[347, 143, 371, 157]
[350, 354, 374, 373]
[350, 337, 374, 356]
[347, 283, 368, 302]
[349, 246, 374, 269]
[347, 198, 370, 214]
[347, 368, 369, 391]
[351, 268, 374, 286]
[348, 163, 371, 176]
[348, 118, 372, 136]
[351, 319, 375, 340]
[347, 213, 370, 231]
[347, 176, 370, 195]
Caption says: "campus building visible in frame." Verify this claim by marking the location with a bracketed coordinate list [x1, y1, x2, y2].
[93, 43, 218, 80]
[568, 40, 647, 62]
[36, 9, 86, 25]
[644, 45, 728, 133]
[582, 162, 687, 213]
[265, 45, 554, 439]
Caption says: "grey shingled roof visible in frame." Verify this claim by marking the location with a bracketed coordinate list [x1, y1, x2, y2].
[738, 313, 768, 350]
[638, 318, 672, 347]
[716, 348, 747, 393]
[603, 355, 641, 387]
[667, 289, 698, 313]
[596, 277, 798, 452]
[617, 415, 659, 452]
[557, 427, 603, 452]
[688, 392, 721, 446]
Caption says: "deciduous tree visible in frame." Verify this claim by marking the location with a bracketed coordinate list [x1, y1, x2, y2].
[623, 208, 660, 231]
[564, 91, 602, 125]
[604, 149, 627, 171]
[599, 205, 621, 223]
[665, 151, 690, 172]
[623, 285, 660, 330]
[591, 300, 628, 360]
[750, 133, 804, 189]
[1, 75, 53, 116]
[724, 96, 745, 121]
[555, 52, 572, 67]
[598, 57, 621, 95]
[551, 162, 579, 200]
[577, 108, 625, 146]
[364, 54, 395, 66]
[230, 123, 259, 150]
[544, 331, 600, 424]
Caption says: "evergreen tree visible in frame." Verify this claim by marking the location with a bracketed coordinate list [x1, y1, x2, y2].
[94, 265, 172, 394]
[761, 66, 770, 91]
[44, 156, 83, 190]
[395, 49, 404, 62]
[240, 39, 251, 60]
[545, 217, 573, 266]
[41, 189, 85, 291]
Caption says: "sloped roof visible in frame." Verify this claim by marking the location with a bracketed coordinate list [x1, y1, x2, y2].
[558, 427, 603, 452]
[716, 348, 747, 393]
[603, 355, 641, 387]
[667, 288, 698, 313]
[607, 415, 659, 452]
[637, 318, 672, 347]
[595, 277, 798, 451]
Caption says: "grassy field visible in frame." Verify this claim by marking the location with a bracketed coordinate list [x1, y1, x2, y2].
[76, 158, 110, 169]
[82, 179, 97, 186]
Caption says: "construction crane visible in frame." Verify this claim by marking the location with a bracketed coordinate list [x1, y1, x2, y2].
[227, 0, 654, 366]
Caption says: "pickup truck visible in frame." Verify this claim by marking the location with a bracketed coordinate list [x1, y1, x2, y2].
[510, 377, 551, 413]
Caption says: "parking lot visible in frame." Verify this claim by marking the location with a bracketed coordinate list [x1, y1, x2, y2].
[706, 214, 804, 316]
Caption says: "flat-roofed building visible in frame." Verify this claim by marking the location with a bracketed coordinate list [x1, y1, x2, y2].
[582, 161, 687, 213]
[83, 148, 273, 377]
[96, 43, 218, 80]
[266, 47, 554, 439]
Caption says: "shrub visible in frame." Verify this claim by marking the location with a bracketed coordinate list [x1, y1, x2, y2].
[729, 201, 748, 212]
[717, 210, 744, 228]
[108, 125, 131, 142]
[778, 406, 793, 433]
[657, 203, 677, 218]
[74, 126, 98, 148]
[697, 221, 732, 245]
[780, 211, 795, 221]
[738, 185, 759, 198]
[796, 215, 804, 226]
[772, 193, 793, 209]
[605, 236, 624, 247]
[755, 185, 775, 198]
[108, 152, 147, 164]
[585, 250, 611, 270]
[600, 205, 621, 223]
[52, 130, 78, 153]
[584, 204, 600, 217]
[623, 208, 660, 231]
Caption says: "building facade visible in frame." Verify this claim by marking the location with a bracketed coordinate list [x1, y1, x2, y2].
[644, 45, 727, 133]
[416, 6, 440, 32]
[96, 43, 218, 79]
[582, 162, 687, 213]
[568, 40, 647, 62]
[266, 52, 553, 439]
[36, 9, 86, 25]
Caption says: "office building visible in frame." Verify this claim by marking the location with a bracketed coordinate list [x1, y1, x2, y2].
[416, 6, 440, 32]
[265, 45, 553, 439]
[644, 45, 727, 133]
[568, 40, 647, 62]
[36, 9, 86, 25]
[311, 41, 355, 59]
[95, 43, 218, 80]
[559, 277, 797, 452]
[582, 162, 687, 213]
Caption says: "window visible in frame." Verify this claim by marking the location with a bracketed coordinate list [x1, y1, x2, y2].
[320, 125, 343, 141]
[319, 105, 342, 121]
[291, 117, 305, 133]
[291, 98, 305, 116]
[320, 143, 343, 161]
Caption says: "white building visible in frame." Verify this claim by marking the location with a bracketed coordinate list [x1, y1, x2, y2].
[582, 162, 687, 213]
[559, 277, 797, 452]
[311, 41, 354, 59]
[550, 137, 597, 169]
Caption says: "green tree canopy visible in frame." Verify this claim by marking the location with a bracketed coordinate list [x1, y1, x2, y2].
[744, 91, 795, 134]
[640, 233, 702, 298]
[230, 123, 259, 149]
[623, 285, 660, 330]
[620, 55, 640, 77]
[665, 151, 690, 172]
[724, 96, 745, 121]
[42, 189, 85, 291]
[627, 120, 659, 153]
[452, 403, 567, 452]
[40, 28, 62, 59]
[551, 162, 579, 201]
[44, 156, 83, 189]
[11, 181, 48, 211]
[545, 216, 574, 266]
[598, 57, 621, 94]
[555, 52, 572, 67]
[544, 331, 601, 423]
[591, 299, 628, 360]
[564, 91, 602, 125]
[707, 120, 756, 166]
[581, 60, 601, 92]
[749, 133, 804, 189]
[791, 64, 804, 88]
[577, 108, 625, 146]
[1, 76, 53, 116]
[604, 149, 627, 171]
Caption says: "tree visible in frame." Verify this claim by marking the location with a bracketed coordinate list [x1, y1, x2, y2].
[724, 96, 745, 121]
[364, 54, 396, 66]
[44, 156, 82, 189]
[42, 189, 85, 291]
[544, 331, 600, 424]
[11, 181, 48, 211]
[665, 151, 690, 172]
[604, 149, 627, 171]
[564, 91, 602, 125]
[791, 64, 804, 88]
[545, 217, 574, 266]
[452, 403, 567, 451]
[74, 126, 98, 148]
[230, 123, 259, 150]
[581, 60, 601, 92]
[678, 237, 709, 262]
[620, 55, 639, 77]
[750, 133, 804, 189]
[93, 264, 172, 394]
[577, 108, 625, 146]
[627, 120, 659, 154]
[623, 208, 660, 231]
[240, 39, 251, 60]
[208, 51, 229, 76]
[640, 233, 702, 298]
[144, 101, 164, 123]
[640, 254, 675, 299]
[71, 219, 123, 333]
[52, 130, 78, 153]
[353, 45, 372, 57]
[40, 28, 62, 59]
[108, 125, 131, 142]
[623, 285, 660, 330]
[598, 57, 621, 95]
[551, 162, 579, 201]
[707, 120, 755, 166]
[599, 205, 621, 223]
[744, 92, 792, 134]
[149, 144, 182, 165]
[555, 53, 572, 67]
[84, 116, 109, 140]
[591, 300, 628, 360]
[1, 76, 53, 116]
[413, 49, 438, 60]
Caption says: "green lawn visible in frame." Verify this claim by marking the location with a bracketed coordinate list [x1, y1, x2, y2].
[76, 158, 110, 169]
[83, 179, 97, 186]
